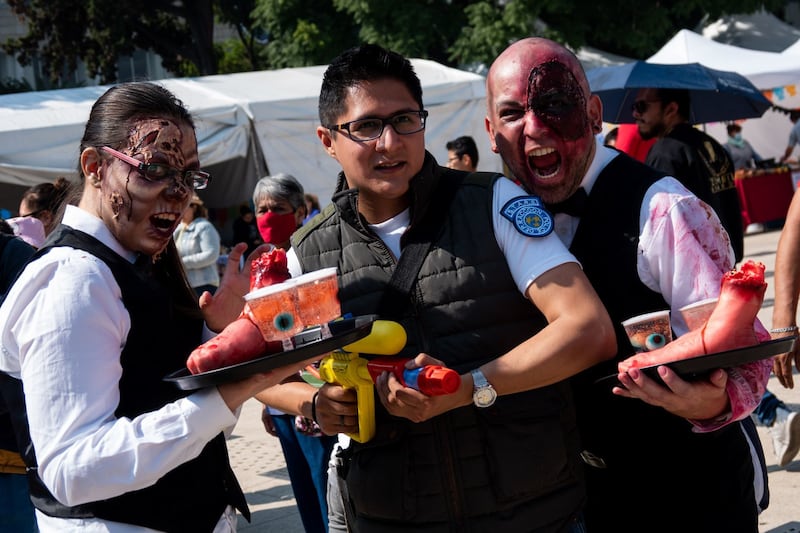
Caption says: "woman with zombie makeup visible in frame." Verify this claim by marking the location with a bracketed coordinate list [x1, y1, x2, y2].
[251, 172, 337, 533]
[0, 82, 320, 532]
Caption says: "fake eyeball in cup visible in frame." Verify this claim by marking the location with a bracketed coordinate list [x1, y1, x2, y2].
[622, 310, 673, 353]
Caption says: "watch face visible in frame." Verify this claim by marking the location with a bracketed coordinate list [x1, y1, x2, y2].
[474, 387, 496, 407]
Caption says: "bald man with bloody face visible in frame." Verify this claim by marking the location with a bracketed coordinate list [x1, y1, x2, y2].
[485, 38, 771, 533]
[485, 39, 603, 205]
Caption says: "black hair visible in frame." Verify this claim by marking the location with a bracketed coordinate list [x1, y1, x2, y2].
[604, 127, 619, 146]
[304, 193, 320, 212]
[727, 123, 742, 136]
[20, 176, 73, 233]
[79, 81, 199, 314]
[655, 89, 691, 120]
[446, 135, 479, 167]
[79, 82, 195, 179]
[318, 44, 423, 128]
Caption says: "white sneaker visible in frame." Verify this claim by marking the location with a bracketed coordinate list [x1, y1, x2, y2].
[769, 408, 800, 467]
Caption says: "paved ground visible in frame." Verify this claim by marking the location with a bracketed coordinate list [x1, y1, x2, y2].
[226, 227, 800, 533]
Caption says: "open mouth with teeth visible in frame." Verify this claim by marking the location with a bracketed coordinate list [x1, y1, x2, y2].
[529, 147, 561, 179]
[152, 212, 179, 231]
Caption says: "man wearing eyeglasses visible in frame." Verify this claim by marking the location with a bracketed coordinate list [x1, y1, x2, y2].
[633, 88, 744, 263]
[445, 135, 480, 171]
[258, 43, 616, 532]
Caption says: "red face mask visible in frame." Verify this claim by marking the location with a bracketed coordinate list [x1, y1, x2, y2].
[257, 211, 297, 245]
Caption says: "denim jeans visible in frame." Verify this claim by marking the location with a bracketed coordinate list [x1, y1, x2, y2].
[0, 473, 37, 532]
[272, 413, 337, 533]
[567, 514, 587, 533]
[754, 390, 786, 426]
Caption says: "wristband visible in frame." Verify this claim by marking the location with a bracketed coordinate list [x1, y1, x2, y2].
[310, 391, 320, 424]
[770, 326, 798, 333]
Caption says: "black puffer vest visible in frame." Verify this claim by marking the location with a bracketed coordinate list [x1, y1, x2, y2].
[569, 153, 757, 532]
[0, 226, 248, 532]
[292, 153, 585, 532]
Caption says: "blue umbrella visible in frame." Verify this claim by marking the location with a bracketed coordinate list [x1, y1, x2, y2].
[586, 61, 772, 124]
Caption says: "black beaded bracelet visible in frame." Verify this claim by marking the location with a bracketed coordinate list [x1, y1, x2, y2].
[310, 390, 320, 424]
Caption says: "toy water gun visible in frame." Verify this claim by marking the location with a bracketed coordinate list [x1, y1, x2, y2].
[318, 319, 460, 442]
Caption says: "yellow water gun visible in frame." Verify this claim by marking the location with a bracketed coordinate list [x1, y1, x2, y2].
[318, 319, 461, 442]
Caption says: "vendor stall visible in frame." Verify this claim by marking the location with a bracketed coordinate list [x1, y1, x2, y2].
[734, 167, 795, 227]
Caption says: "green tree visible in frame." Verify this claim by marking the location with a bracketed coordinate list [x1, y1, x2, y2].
[450, 0, 786, 67]
[215, 0, 272, 72]
[332, 0, 469, 63]
[3, 0, 790, 84]
[252, 0, 359, 68]
[2, 0, 250, 84]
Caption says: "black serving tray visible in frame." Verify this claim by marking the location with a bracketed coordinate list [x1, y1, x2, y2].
[164, 315, 377, 390]
[595, 336, 796, 387]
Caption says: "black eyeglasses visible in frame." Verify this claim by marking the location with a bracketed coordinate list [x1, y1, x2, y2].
[326, 110, 428, 142]
[20, 208, 47, 219]
[101, 146, 211, 190]
[631, 99, 660, 115]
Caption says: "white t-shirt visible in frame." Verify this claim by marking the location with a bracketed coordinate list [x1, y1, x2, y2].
[288, 176, 578, 295]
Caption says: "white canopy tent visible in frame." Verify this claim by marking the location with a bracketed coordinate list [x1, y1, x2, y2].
[643, 29, 800, 160]
[700, 10, 800, 52]
[647, 28, 800, 89]
[0, 59, 498, 212]
[575, 46, 633, 70]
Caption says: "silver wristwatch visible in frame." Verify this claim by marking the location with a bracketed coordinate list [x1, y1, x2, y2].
[471, 369, 497, 408]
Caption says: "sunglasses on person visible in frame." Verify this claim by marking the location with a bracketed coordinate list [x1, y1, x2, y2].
[631, 99, 661, 115]
[19, 208, 47, 219]
[326, 110, 428, 142]
[101, 146, 211, 190]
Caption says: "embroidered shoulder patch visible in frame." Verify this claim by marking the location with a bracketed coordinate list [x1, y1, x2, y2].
[501, 195, 553, 237]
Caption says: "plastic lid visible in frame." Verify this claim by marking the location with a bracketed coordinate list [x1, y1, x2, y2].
[243, 278, 296, 301]
[294, 267, 338, 284]
[621, 309, 670, 326]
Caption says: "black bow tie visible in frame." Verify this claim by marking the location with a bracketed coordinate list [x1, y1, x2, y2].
[545, 187, 589, 217]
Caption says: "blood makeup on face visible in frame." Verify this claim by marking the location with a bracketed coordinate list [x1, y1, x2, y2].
[127, 120, 187, 170]
[526, 60, 588, 141]
[109, 119, 189, 219]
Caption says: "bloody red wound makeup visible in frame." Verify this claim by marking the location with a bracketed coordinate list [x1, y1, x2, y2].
[127, 119, 187, 170]
[526, 60, 588, 141]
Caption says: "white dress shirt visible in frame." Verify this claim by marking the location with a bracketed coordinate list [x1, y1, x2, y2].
[0, 205, 239, 532]
[553, 140, 768, 429]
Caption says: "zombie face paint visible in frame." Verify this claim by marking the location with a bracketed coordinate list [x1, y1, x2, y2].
[485, 39, 599, 205]
[127, 120, 188, 173]
[526, 60, 588, 141]
[95, 118, 198, 257]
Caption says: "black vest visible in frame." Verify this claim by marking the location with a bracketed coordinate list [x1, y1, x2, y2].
[0, 226, 248, 532]
[570, 153, 757, 532]
[292, 154, 585, 532]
